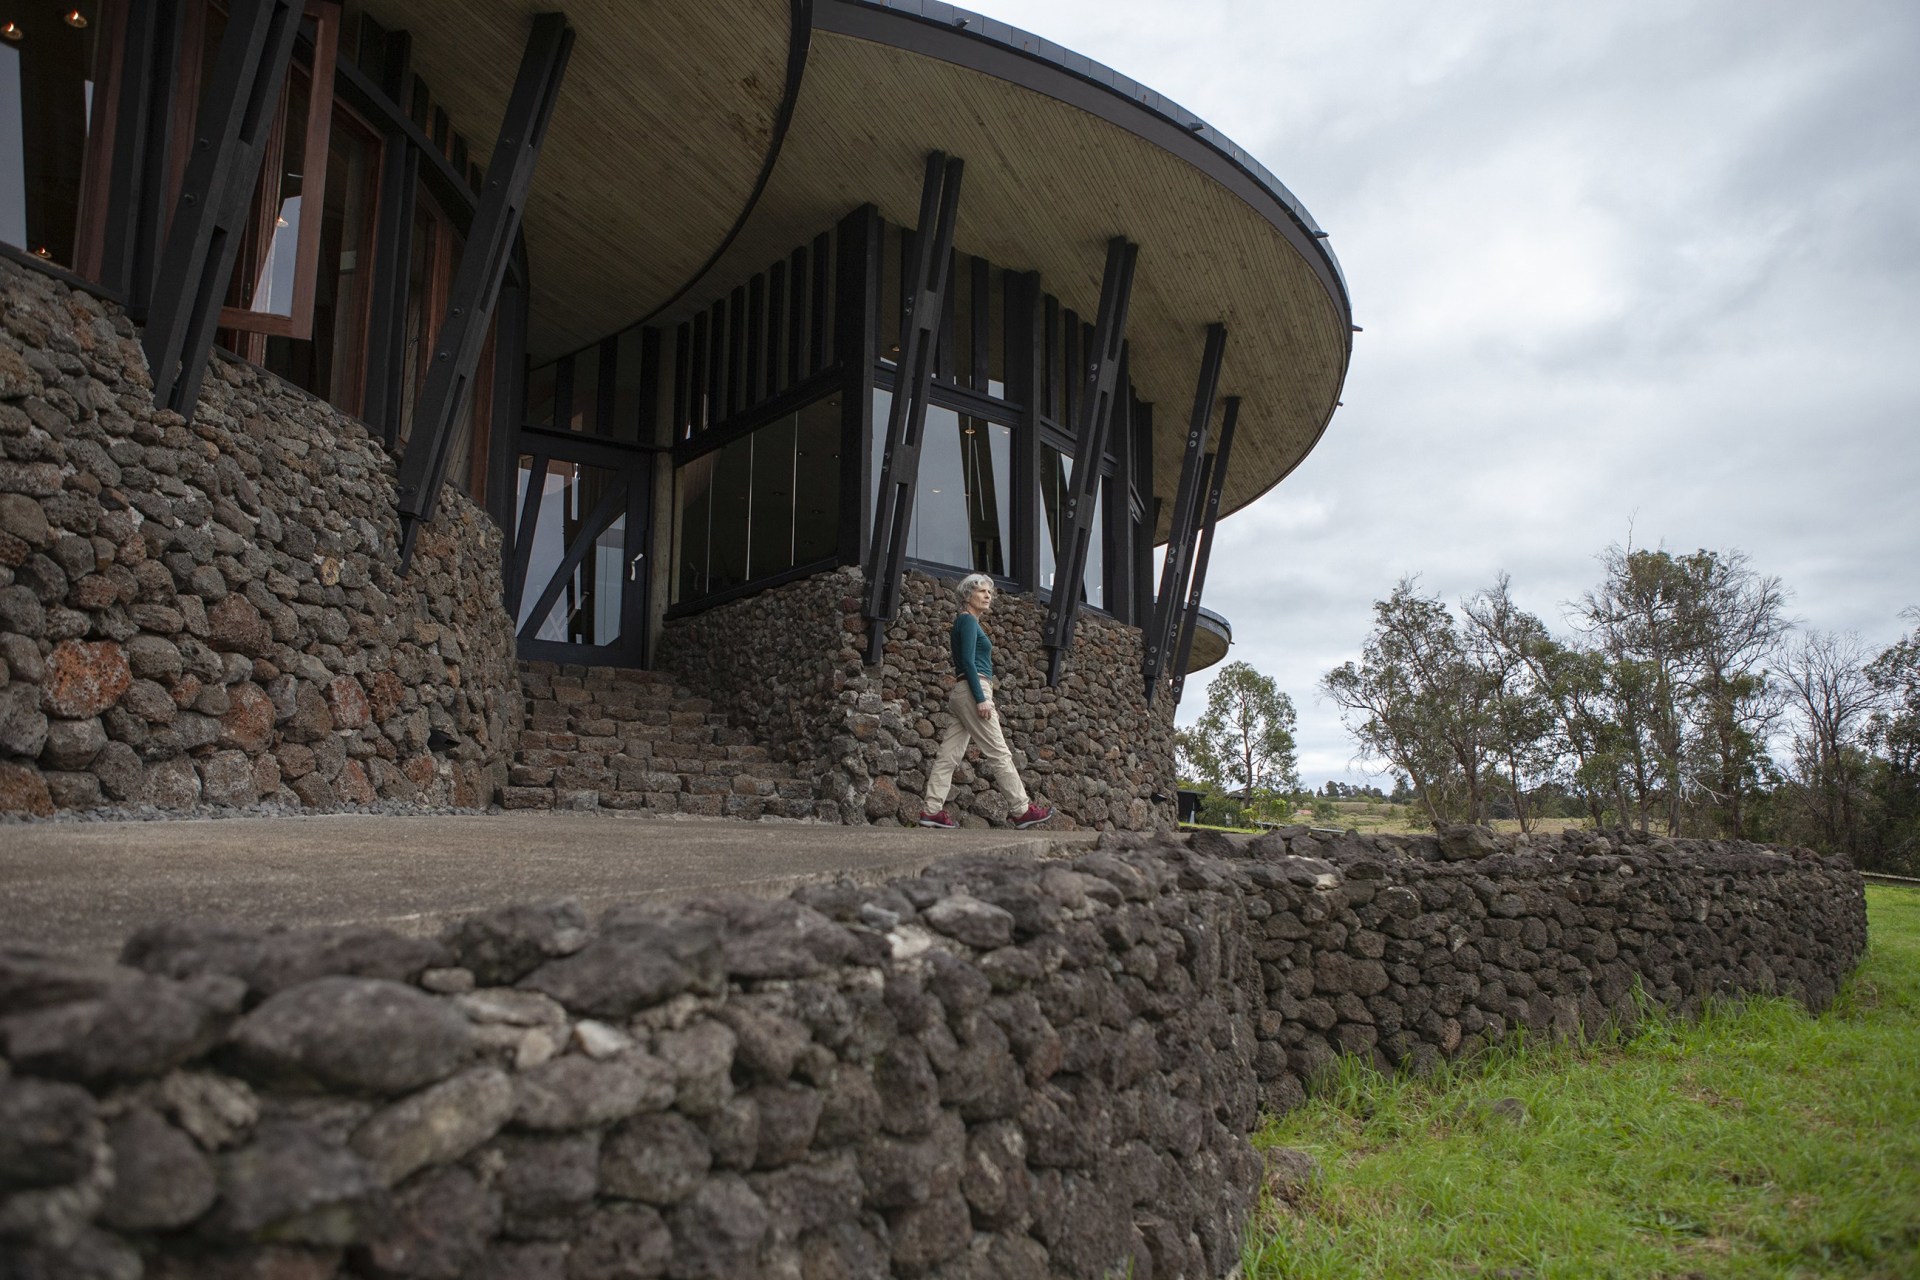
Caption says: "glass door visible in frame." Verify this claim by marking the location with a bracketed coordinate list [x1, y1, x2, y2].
[509, 427, 656, 667]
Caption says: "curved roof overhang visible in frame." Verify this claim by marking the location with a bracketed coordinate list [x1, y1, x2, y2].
[665, 0, 1353, 533]
[1185, 607, 1233, 675]
[370, 1, 1350, 524]
[353, 0, 806, 360]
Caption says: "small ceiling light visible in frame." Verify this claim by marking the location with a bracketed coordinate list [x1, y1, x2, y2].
[33, 246, 52, 258]
[887, 342, 901, 354]
[1, 21, 23, 40]
[963, 422, 976, 436]
[64, 8, 86, 28]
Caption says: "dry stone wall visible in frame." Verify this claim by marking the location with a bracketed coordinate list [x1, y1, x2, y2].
[0, 256, 521, 816]
[659, 566, 1175, 831]
[0, 827, 1864, 1279]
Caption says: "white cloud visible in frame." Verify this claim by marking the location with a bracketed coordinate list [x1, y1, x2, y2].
[969, 0, 1920, 785]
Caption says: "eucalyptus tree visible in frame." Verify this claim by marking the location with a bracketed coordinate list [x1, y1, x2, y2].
[1184, 661, 1299, 803]
[1323, 578, 1495, 825]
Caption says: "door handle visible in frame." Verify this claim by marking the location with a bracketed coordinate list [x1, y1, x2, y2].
[628, 552, 644, 581]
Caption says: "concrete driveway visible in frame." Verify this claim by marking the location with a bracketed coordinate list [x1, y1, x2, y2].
[0, 812, 1099, 960]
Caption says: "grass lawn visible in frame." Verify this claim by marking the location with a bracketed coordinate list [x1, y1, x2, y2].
[1243, 883, 1920, 1279]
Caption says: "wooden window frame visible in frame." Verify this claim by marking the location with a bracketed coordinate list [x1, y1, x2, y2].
[217, 0, 339, 341]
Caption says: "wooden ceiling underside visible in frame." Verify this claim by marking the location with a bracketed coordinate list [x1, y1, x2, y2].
[361, 0, 796, 360]
[665, 29, 1351, 531]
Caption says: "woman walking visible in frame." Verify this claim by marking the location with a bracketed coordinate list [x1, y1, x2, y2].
[918, 574, 1052, 830]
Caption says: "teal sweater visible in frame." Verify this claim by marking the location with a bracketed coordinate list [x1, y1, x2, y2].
[950, 612, 994, 705]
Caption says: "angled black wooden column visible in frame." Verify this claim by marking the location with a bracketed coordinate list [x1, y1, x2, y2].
[1144, 323, 1226, 702]
[861, 151, 964, 663]
[97, 0, 184, 319]
[396, 12, 573, 570]
[1044, 236, 1139, 685]
[142, 0, 302, 420]
[1169, 395, 1240, 704]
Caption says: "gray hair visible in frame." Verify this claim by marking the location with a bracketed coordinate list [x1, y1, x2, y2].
[955, 573, 995, 605]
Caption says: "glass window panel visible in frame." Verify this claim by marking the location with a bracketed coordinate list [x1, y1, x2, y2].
[1039, 445, 1105, 609]
[674, 452, 714, 603]
[707, 433, 752, 593]
[0, 1, 102, 268]
[962, 417, 1011, 576]
[516, 457, 623, 643]
[613, 327, 647, 443]
[869, 388, 1007, 574]
[568, 345, 599, 434]
[526, 362, 556, 429]
[748, 412, 796, 579]
[262, 104, 379, 414]
[232, 66, 312, 317]
[793, 394, 841, 565]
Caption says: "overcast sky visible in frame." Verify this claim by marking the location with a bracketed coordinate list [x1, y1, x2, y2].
[973, 0, 1920, 787]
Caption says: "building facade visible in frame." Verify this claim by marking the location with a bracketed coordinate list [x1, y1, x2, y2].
[0, 0, 1350, 824]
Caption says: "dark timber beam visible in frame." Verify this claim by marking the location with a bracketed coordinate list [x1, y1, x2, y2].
[142, 0, 302, 420]
[396, 12, 573, 570]
[1169, 395, 1240, 704]
[97, 0, 183, 318]
[1144, 323, 1227, 703]
[862, 151, 964, 663]
[1045, 236, 1139, 685]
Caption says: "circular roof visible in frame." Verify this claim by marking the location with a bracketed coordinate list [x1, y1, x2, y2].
[670, 0, 1352, 528]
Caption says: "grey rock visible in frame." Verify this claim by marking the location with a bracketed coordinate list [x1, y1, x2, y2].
[493, 1131, 600, 1228]
[663, 1173, 769, 1279]
[512, 1051, 676, 1130]
[519, 914, 722, 1020]
[571, 1201, 672, 1280]
[600, 1111, 711, 1205]
[122, 920, 450, 1000]
[203, 1122, 384, 1244]
[711, 998, 809, 1083]
[747, 1081, 823, 1168]
[873, 1040, 940, 1136]
[653, 1019, 736, 1115]
[0, 681, 50, 757]
[38, 714, 105, 769]
[921, 894, 1016, 949]
[439, 899, 589, 986]
[0, 969, 242, 1084]
[357, 1164, 500, 1278]
[226, 976, 475, 1095]
[349, 1065, 513, 1186]
[0, 1075, 99, 1191]
[155, 1068, 260, 1150]
[98, 1105, 217, 1231]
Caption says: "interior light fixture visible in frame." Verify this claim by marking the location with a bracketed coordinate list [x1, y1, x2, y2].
[1, 21, 23, 40]
[33, 246, 51, 258]
[64, 8, 86, 28]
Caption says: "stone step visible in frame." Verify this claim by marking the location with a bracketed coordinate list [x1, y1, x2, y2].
[509, 660, 806, 819]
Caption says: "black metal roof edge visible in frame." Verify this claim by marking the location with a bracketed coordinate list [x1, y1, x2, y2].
[839, 0, 1349, 304]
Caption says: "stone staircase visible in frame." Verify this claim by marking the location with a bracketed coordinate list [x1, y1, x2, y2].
[499, 661, 815, 819]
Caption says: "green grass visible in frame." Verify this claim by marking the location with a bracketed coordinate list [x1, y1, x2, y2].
[1243, 884, 1920, 1279]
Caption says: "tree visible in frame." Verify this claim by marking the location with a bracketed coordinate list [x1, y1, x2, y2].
[1184, 661, 1298, 801]
[1779, 630, 1878, 855]
[1863, 611, 1920, 873]
[1461, 574, 1558, 832]
[1578, 544, 1786, 836]
[1322, 577, 1494, 825]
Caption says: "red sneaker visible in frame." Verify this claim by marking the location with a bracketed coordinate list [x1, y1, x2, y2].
[1011, 804, 1053, 829]
[917, 809, 957, 830]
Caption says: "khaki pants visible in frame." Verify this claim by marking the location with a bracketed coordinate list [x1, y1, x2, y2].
[924, 679, 1030, 811]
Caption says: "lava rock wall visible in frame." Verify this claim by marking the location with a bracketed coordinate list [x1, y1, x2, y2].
[0, 828, 1864, 1278]
[658, 566, 1176, 830]
[0, 256, 521, 815]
